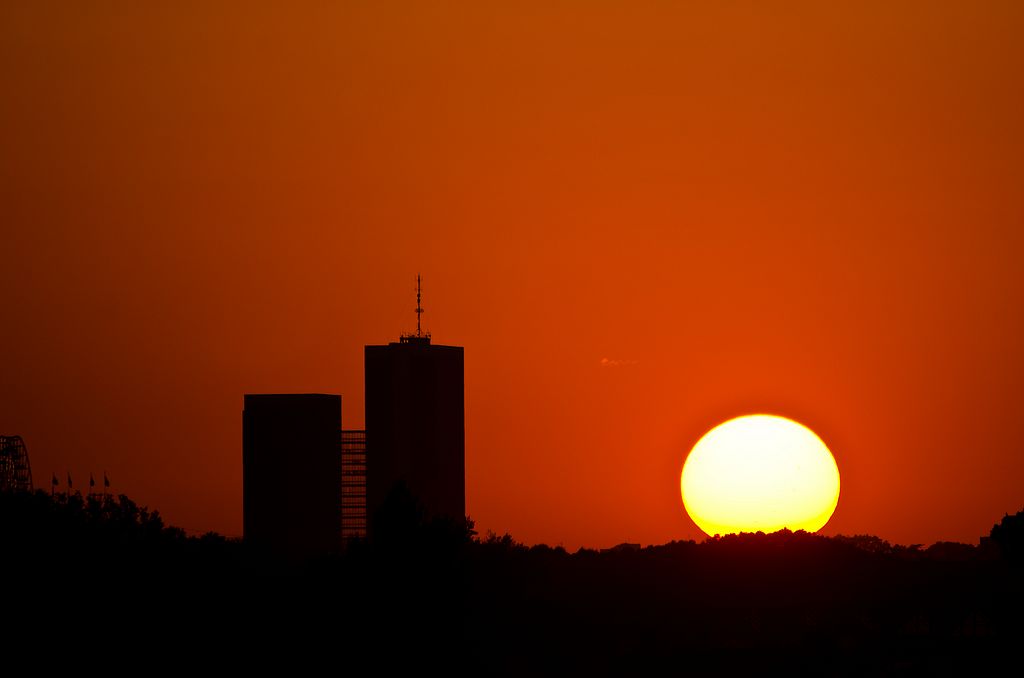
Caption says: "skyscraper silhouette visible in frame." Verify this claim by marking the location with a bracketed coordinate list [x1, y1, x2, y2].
[365, 329, 465, 534]
[242, 394, 342, 559]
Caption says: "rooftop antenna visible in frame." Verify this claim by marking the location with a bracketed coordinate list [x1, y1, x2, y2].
[401, 274, 430, 344]
[415, 274, 424, 337]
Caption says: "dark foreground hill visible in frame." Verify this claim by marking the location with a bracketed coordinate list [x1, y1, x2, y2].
[2, 489, 1022, 674]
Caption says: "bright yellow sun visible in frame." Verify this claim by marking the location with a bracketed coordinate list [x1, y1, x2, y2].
[680, 414, 840, 537]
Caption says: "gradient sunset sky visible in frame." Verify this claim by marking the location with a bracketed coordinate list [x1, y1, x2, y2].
[3, 2, 1023, 549]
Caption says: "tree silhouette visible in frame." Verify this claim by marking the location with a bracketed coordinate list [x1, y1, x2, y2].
[990, 509, 1024, 567]
[2, 487, 1024, 672]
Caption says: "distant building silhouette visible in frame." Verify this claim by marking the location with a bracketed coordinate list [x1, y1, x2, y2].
[242, 394, 342, 559]
[240, 277, 465, 554]
[365, 331, 465, 535]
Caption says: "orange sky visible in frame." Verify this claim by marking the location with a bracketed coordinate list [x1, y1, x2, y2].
[3, 2, 1023, 549]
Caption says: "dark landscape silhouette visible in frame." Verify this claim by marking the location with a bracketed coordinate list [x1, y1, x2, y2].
[2, 486, 1022, 673]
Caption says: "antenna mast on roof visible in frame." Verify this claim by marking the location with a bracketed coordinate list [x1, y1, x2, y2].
[401, 274, 430, 344]
[415, 274, 424, 338]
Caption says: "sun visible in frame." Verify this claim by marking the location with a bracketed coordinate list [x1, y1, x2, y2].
[680, 414, 840, 537]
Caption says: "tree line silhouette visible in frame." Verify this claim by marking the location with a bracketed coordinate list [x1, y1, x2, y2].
[2, 487, 1022, 673]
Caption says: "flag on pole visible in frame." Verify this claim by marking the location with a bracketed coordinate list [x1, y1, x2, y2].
[67, 472, 73, 489]
[89, 474, 95, 488]
[52, 473, 58, 486]
[104, 472, 110, 488]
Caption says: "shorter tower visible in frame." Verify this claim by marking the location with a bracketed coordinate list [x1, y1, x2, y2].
[242, 394, 342, 559]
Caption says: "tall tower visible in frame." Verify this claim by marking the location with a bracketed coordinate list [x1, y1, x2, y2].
[242, 394, 342, 559]
[365, 277, 465, 534]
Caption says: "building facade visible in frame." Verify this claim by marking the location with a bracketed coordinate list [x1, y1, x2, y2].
[365, 335, 465, 534]
[341, 429, 367, 542]
[242, 393, 342, 559]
